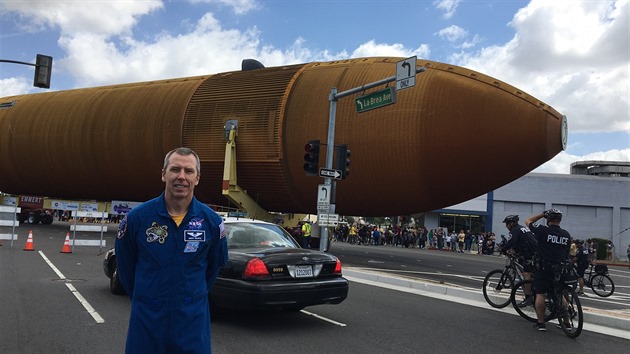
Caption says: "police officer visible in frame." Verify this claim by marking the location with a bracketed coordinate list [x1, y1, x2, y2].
[115, 147, 228, 353]
[574, 240, 590, 295]
[525, 209, 572, 331]
[500, 215, 536, 306]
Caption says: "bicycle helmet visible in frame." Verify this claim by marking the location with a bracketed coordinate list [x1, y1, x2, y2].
[502, 215, 519, 224]
[544, 208, 563, 221]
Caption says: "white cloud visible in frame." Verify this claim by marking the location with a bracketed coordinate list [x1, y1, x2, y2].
[188, 0, 259, 15]
[433, 0, 462, 19]
[351, 40, 430, 59]
[534, 149, 630, 174]
[436, 25, 481, 50]
[0, 77, 31, 97]
[452, 0, 629, 135]
[59, 14, 265, 86]
[0, 0, 163, 36]
[436, 25, 468, 42]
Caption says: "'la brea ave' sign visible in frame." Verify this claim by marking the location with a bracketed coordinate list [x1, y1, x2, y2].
[355, 87, 396, 113]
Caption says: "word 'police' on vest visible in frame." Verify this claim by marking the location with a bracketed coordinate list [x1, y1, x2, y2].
[547, 234, 569, 245]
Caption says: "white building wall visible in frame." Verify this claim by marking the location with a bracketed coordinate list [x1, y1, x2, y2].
[491, 173, 629, 259]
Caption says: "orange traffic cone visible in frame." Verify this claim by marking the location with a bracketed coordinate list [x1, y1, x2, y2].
[60, 233, 72, 253]
[23, 230, 35, 251]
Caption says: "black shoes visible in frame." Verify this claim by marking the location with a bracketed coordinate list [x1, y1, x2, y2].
[533, 323, 546, 331]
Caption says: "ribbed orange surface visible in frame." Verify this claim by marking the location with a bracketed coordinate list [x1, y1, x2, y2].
[0, 58, 564, 216]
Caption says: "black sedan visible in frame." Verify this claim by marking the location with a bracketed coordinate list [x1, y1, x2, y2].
[103, 218, 349, 311]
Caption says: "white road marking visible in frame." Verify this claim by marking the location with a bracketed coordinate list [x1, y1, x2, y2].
[38, 251, 105, 324]
[344, 269, 630, 340]
[300, 309, 347, 327]
[65, 283, 105, 323]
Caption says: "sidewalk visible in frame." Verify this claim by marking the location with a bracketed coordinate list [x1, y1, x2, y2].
[422, 244, 630, 268]
[343, 267, 630, 338]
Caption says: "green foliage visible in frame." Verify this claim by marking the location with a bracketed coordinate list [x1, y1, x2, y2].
[588, 238, 608, 260]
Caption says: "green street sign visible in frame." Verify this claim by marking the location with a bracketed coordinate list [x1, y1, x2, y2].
[355, 87, 396, 113]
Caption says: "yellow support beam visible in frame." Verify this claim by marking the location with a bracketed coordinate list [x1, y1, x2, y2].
[221, 123, 306, 227]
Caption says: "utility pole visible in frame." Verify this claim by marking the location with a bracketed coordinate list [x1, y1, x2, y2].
[318, 57, 425, 252]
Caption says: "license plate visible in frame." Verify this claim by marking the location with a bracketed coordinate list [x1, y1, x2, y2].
[294, 265, 313, 278]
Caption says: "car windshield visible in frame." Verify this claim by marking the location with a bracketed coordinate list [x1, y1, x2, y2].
[225, 222, 299, 249]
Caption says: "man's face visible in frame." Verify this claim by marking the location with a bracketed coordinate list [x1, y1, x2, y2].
[161, 153, 200, 200]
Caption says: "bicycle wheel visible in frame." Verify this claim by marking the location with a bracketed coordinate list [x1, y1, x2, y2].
[590, 274, 615, 297]
[511, 279, 537, 322]
[558, 287, 583, 338]
[511, 280, 554, 323]
[483, 269, 514, 308]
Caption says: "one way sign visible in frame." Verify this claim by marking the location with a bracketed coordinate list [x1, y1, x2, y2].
[319, 168, 342, 180]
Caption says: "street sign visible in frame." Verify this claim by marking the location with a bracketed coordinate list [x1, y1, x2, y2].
[396, 56, 417, 91]
[51, 200, 79, 211]
[317, 204, 330, 212]
[355, 87, 396, 113]
[319, 168, 343, 180]
[317, 184, 331, 205]
[318, 213, 339, 227]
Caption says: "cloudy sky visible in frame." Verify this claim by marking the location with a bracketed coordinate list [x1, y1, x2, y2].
[0, 0, 628, 174]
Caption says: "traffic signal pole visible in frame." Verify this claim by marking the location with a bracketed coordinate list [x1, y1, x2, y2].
[319, 66, 426, 252]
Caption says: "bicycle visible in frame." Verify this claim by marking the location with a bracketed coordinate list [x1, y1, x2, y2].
[511, 262, 583, 338]
[582, 262, 615, 297]
[482, 252, 526, 308]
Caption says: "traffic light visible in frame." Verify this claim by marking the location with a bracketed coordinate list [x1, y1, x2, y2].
[303, 140, 320, 176]
[336, 144, 351, 179]
[33, 54, 53, 89]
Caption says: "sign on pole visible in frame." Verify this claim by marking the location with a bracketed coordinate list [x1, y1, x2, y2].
[319, 168, 343, 180]
[318, 213, 339, 227]
[355, 87, 396, 113]
[396, 56, 417, 91]
[51, 200, 79, 211]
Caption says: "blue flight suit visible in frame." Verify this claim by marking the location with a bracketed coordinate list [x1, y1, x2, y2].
[115, 193, 228, 354]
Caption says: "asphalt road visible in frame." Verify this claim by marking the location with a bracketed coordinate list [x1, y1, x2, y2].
[1, 223, 629, 354]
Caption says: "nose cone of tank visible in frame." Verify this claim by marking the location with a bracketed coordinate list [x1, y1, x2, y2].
[283, 59, 567, 215]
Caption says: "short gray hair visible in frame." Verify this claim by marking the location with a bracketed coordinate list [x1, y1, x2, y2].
[163, 147, 201, 174]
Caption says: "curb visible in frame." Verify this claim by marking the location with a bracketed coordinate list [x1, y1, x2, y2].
[343, 267, 630, 333]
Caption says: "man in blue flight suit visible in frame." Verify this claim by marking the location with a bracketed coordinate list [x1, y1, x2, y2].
[116, 147, 228, 353]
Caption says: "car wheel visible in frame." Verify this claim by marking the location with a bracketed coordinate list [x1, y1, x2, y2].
[27, 214, 39, 224]
[41, 214, 54, 224]
[110, 258, 126, 295]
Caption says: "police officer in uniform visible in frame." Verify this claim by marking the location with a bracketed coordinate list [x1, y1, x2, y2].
[500, 215, 536, 306]
[116, 147, 228, 353]
[525, 209, 572, 331]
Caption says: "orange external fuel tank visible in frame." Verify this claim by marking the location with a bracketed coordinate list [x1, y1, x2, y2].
[0, 57, 566, 216]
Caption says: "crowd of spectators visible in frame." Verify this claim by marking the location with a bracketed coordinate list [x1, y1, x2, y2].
[330, 223, 500, 254]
